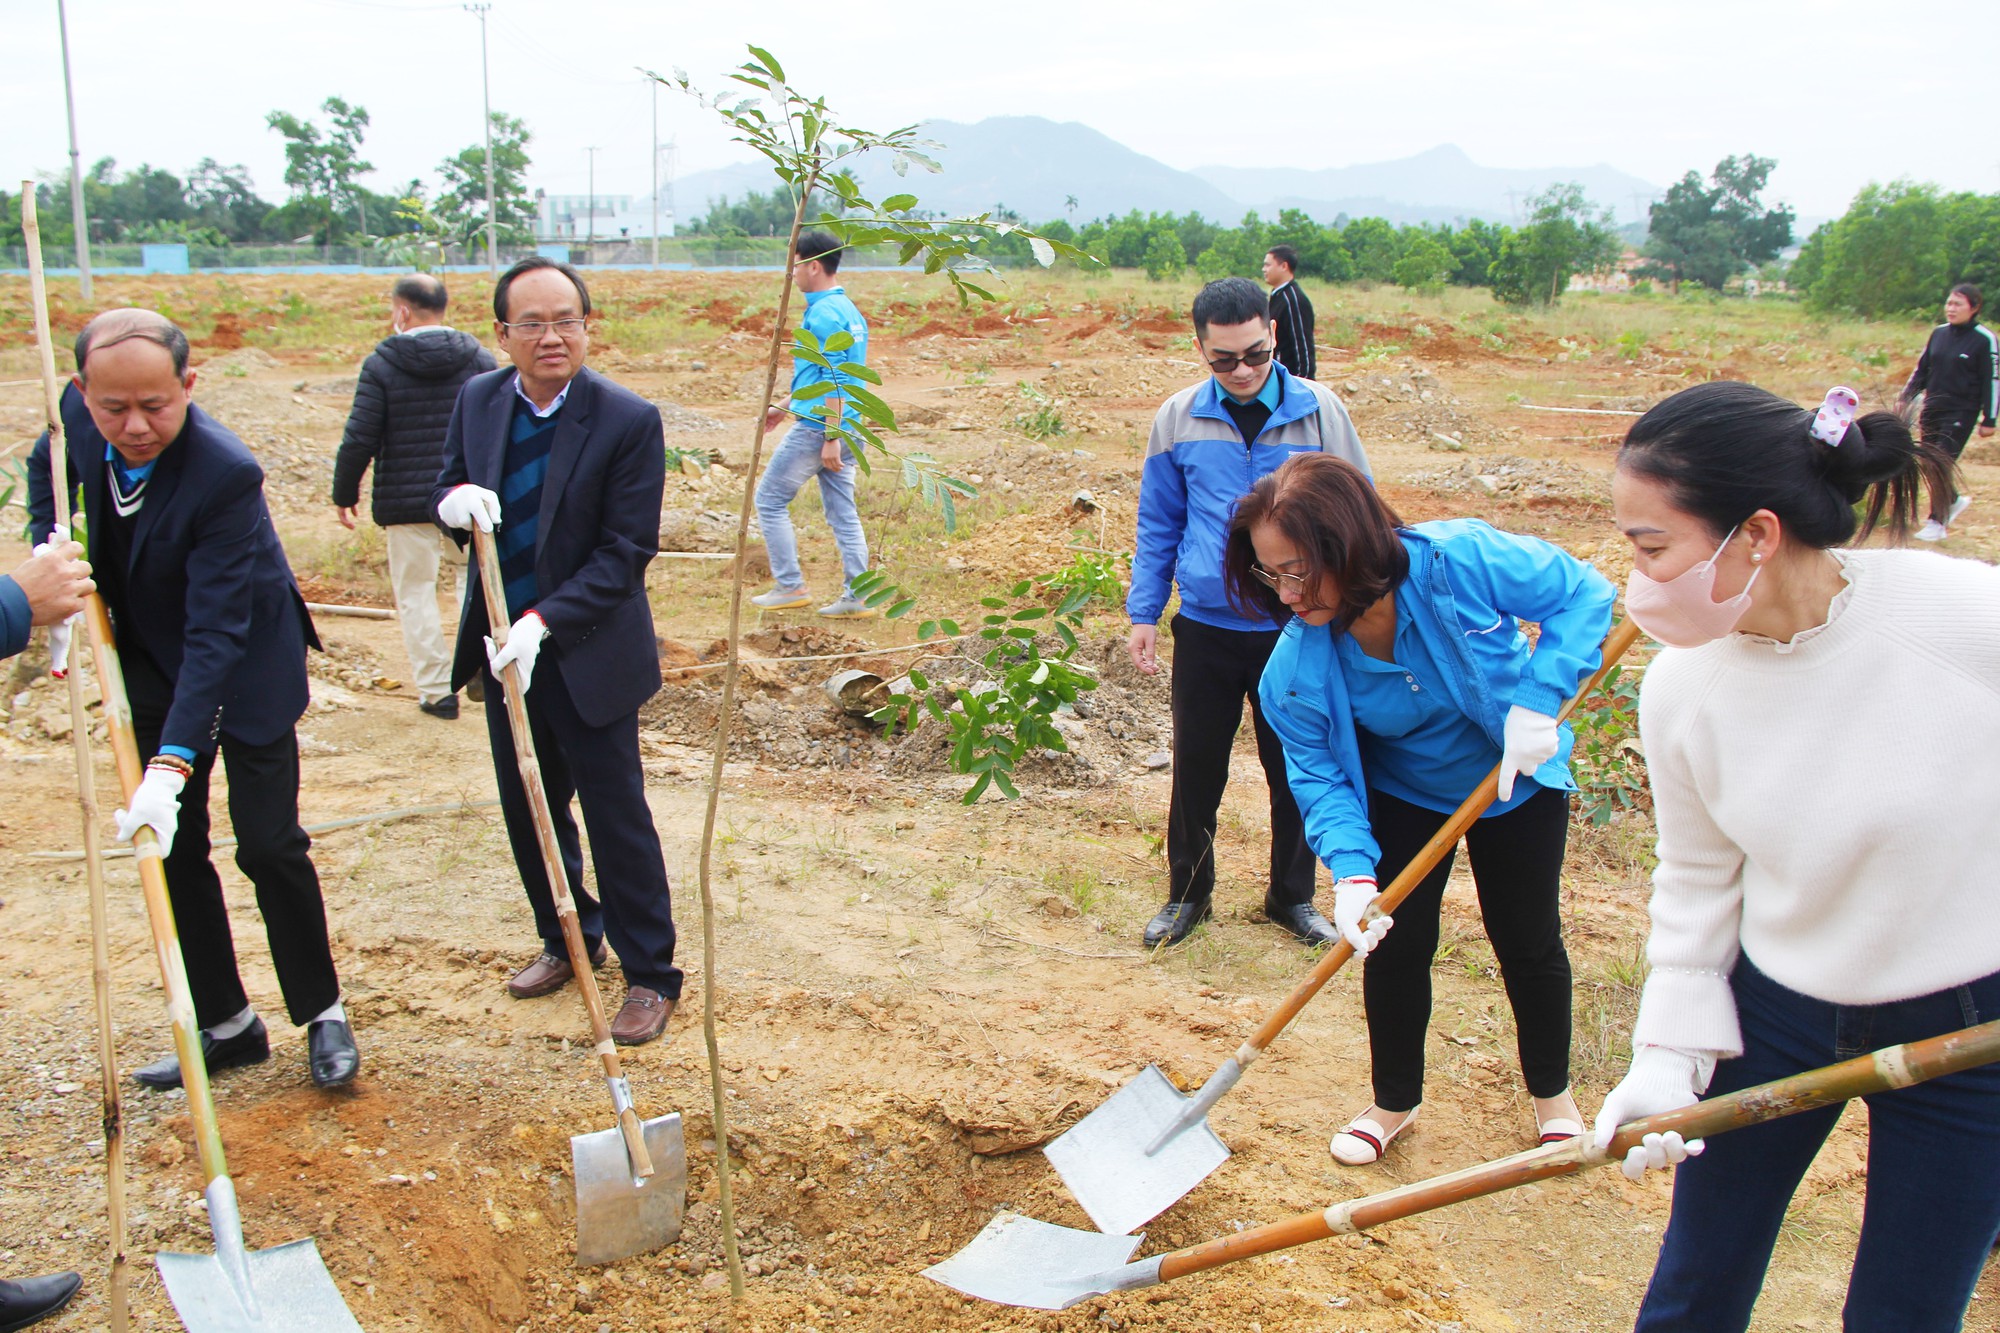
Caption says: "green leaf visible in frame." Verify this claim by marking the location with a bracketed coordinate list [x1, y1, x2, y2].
[744, 45, 786, 81]
[940, 619, 960, 636]
[910, 669, 931, 691]
[843, 363, 884, 385]
[918, 620, 937, 640]
[993, 770, 1019, 799]
[822, 329, 855, 353]
[863, 585, 898, 608]
[1029, 236, 1056, 268]
[1011, 608, 1046, 621]
[980, 597, 1007, 609]
[940, 487, 957, 533]
[882, 193, 917, 212]
[1054, 622, 1078, 652]
[963, 772, 992, 805]
[790, 381, 836, 400]
[1009, 580, 1032, 598]
[1005, 628, 1037, 640]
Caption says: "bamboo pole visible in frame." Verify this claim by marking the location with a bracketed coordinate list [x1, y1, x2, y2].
[689, 157, 820, 1303]
[1150, 1017, 2000, 1285]
[470, 528, 654, 1176]
[22, 181, 129, 1333]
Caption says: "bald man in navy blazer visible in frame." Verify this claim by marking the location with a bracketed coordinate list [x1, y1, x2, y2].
[30, 309, 358, 1092]
[431, 256, 681, 1044]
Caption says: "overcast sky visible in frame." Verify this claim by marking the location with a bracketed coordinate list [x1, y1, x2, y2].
[6, 0, 1996, 225]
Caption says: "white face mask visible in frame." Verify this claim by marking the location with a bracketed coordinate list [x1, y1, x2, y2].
[1624, 525, 1761, 649]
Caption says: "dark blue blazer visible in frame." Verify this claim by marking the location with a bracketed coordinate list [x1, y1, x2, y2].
[431, 365, 664, 727]
[29, 386, 319, 752]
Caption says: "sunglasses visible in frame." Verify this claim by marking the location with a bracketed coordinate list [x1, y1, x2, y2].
[1204, 344, 1276, 374]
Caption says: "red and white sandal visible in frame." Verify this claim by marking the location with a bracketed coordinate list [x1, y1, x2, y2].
[1329, 1106, 1419, 1166]
[1536, 1092, 1583, 1145]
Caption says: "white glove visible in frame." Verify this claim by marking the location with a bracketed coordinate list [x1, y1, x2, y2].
[437, 484, 502, 533]
[114, 765, 188, 855]
[47, 616, 75, 679]
[1593, 1044, 1712, 1180]
[1333, 875, 1392, 955]
[1497, 704, 1560, 801]
[485, 611, 548, 692]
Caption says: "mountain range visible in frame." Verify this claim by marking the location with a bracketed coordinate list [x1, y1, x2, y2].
[668, 117, 1664, 229]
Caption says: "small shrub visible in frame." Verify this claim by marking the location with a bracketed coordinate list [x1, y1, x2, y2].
[1014, 382, 1067, 440]
[1571, 664, 1649, 826]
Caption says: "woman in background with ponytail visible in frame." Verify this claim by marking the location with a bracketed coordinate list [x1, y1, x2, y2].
[1595, 380, 2000, 1331]
[1898, 281, 1996, 541]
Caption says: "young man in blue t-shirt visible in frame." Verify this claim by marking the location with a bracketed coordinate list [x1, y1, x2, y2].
[751, 230, 876, 617]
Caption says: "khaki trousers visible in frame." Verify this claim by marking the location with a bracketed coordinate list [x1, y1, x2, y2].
[384, 523, 456, 703]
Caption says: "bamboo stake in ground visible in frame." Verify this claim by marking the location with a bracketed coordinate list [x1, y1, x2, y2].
[22, 180, 129, 1333]
[689, 167, 818, 1306]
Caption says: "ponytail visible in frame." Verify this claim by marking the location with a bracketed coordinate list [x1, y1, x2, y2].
[1617, 381, 1956, 547]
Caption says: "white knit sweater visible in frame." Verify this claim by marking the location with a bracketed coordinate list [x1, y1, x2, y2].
[1631, 548, 2000, 1058]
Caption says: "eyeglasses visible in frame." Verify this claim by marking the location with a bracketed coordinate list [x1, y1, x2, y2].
[1204, 344, 1275, 374]
[1250, 563, 1308, 593]
[500, 318, 588, 339]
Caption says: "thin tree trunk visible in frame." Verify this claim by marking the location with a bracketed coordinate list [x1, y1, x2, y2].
[692, 164, 818, 1303]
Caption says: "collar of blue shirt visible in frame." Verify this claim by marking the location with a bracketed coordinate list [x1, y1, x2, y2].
[104, 443, 157, 484]
[1217, 364, 1284, 410]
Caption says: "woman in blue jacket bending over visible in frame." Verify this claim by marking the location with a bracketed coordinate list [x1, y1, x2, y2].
[1230, 454, 1615, 1164]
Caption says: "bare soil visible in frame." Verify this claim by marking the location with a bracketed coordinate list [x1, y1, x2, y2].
[1, 270, 1995, 1332]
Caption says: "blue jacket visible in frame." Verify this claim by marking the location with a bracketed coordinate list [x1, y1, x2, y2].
[29, 388, 320, 753]
[432, 365, 666, 728]
[1259, 520, 1615, 879]
[791, 286, 870, 428]
[1129, 362, 1368, 632]
[0, 576, 31, 660]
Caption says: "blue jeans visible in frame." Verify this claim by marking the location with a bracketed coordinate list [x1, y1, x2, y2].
[1636, 955, 2000, 1332]
[753, 420, 868, 595]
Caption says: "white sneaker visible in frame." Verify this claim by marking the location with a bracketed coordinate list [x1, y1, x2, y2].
[817, 593, 878, 619]
[1915, 519, 1948, 543]
[1946, 495, 1971, 528]
[750, 586, 810, 610]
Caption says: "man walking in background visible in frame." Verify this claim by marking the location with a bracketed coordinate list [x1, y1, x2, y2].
[1264, 245, 1316, 380]
[30, 309, 359, 1092]
[333, 273, 496, 718]
[432, 256, 683, 1045]
[1128, 277, 1368, 947]
[751, 229, 877, 619]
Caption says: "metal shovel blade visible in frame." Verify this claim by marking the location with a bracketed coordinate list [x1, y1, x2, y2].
[923, 1213, 1147, 1310]
[157, 1238, 362, 1333]
[1042, 1064, 1230, 1237]
[572, 1112, 686, 1266]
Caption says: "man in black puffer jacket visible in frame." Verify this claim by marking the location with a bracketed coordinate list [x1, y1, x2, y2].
[333, 274, 496, 717]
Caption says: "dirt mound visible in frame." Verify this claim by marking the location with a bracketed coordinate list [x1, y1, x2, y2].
[1407, 454, 1612, 506]
[949, 494, 1130, 583]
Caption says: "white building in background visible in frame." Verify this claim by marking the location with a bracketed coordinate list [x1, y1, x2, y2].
[535, 188, 676, 242]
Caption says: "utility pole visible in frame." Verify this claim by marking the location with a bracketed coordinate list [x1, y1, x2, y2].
[585, 146, 598, 255]
[465, 3, 497, 275]
[56, 0, 91, 298]
[650, 80, 659, 270]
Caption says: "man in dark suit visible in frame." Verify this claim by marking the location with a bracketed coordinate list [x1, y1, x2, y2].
[29, 309, 359, 1091]
[431, 257, 682, 1045]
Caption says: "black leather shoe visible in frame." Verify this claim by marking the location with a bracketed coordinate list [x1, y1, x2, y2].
[1143, 898, 1212, 947]
[1265, 898, 1339, 946]
[0, 1271, 81, 1332]
[308, 1019, 360, 1089]
[419, 695, 459, 720]
[133, 1016, 270, 1090]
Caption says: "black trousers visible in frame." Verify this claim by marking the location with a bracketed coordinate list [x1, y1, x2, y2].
[1165, 613, 1316, 908]
[1361, 785, 1573, 1111]
[124, 649, 339, 1030]
[1920, 411, 1976, 521]
[482, 658, 683, 998]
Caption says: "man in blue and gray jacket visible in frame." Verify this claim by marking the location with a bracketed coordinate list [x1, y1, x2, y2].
[1127, 277, 1370, 947]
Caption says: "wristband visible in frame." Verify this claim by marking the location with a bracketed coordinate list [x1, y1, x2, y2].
[147, 755, 194, 779]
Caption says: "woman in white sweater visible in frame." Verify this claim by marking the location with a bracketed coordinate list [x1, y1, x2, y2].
[1592, 380, 1994, 1331]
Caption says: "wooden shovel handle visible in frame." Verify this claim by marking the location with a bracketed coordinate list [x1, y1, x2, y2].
[470, 527, 654, 1179]
[83, 597, 232, 1189]
[1243, 618, 1643, 1054]
[1157, 1015, 2000, 1282]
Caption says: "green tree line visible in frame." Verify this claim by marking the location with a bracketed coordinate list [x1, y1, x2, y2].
[0, 98, 536, 256]
[1791, 182, 2000, 318]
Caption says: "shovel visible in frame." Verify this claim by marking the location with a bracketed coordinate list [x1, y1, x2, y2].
[1045, 619, 1642, 1236]
[82, 599, 363, 1332]
[469, 527, 685, 1266]
[937, 1014, 2000, 1308]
